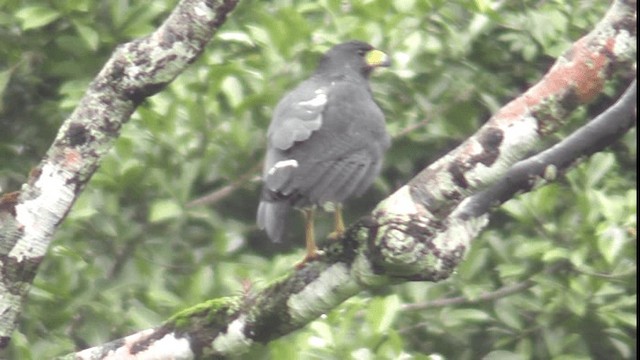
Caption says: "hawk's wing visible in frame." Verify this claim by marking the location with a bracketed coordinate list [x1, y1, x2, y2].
[267, 80, 330, 151]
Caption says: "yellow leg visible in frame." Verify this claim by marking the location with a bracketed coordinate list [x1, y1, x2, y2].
[328, 204, 345, 240]
[296, 208, 319, 268]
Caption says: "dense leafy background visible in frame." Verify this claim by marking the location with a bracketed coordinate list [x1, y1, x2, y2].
[1, 0, 635, 358]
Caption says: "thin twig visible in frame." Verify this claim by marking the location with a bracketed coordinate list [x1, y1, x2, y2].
[186, 160, 262, 208]
[401, 280, 535, 312]
[393, 117, 432, 139]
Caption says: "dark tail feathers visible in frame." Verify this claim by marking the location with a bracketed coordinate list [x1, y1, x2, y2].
[257, 201, 290, 243]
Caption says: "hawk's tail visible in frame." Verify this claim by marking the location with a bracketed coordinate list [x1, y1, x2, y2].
[257, 201, 290, 243]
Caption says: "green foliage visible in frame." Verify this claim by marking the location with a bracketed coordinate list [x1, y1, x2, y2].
[1, 0, 634, 359]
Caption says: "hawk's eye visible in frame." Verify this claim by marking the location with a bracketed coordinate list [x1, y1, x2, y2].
[357, 49, 366, 56]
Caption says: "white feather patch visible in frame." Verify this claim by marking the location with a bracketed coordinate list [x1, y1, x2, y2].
[268, 159, 299, 175]
[298, 89, 328, 108]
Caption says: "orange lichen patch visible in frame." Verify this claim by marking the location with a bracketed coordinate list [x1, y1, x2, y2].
[567, 38, 610, 102]
[63, 148, 83, 171]
[0, 191, 20, 216]
[495, 35, 612, 123]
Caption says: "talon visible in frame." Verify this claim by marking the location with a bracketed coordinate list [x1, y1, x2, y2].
[327, 230, 344, 241]
[294, 250, 322, 269]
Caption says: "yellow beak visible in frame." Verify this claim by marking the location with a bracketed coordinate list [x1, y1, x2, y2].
[365, 49, 391, 67]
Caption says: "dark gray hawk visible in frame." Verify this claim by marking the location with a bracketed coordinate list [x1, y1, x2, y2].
[257, 41, 391, 266]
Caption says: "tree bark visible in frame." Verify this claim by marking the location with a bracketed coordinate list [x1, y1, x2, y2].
[0, 0, 239, 350]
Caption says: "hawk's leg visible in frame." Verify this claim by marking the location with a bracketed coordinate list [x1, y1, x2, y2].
[295, 208, 320, 268]
[328, 204, 345, 240]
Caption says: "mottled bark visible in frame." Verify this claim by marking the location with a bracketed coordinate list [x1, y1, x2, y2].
[0, 0, 239, 350]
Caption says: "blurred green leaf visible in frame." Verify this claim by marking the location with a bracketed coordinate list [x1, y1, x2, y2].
[221, 76, 244, 108]
[15, 5, 61, 30]
[494, 299, 523, 330]
[367, 294, 401, 333]
[483, 350, 526, 360]
[597, 225, 628, 265]
[0, 68, 11, 101]
[73, 21, 100, 51]
[149, 199, 182, 223]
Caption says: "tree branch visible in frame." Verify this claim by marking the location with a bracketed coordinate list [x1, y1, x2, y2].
[400, 280, 535, 311]
[0, 0, 239, 349]
[68, 1, 635, 358]
[186, 161, 263, 208]
[457, 80, 636, 220]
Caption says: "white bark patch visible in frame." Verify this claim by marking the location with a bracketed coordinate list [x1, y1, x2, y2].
[374, 185, 417, 215]
[12, 162, 76, 261]
[351, 250, 390, 287]
[467, 115, 539, 188]
[128, 333, 193, 360]
[613, 30, 635, 57]
[75, 329, 194, 360]
[432, 198, 490, 254]
[288, 263, 360, 322]
[267, 159, 299, 175]
[194, 1, 216, 20]
[211, 315, 253, 354]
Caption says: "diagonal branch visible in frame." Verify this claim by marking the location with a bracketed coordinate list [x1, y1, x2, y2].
[0, 0, 239, 349]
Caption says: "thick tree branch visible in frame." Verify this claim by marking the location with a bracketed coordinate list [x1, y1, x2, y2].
[69, 1, 635, 359]
[407, 0, 637, 217]
[365, 0, 635, 282]
[0, 0, 239, 349]
[458, 80, 636, 220]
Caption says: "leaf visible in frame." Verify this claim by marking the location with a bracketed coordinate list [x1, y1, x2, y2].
[221, 76, 243, 108]
[393, 0, 416, 13]
[482, 350, 526, 360]
[474, 0, 492, 13]
[367, 295, 401, 333]
[309, 321, 334, 345]
[0, 68, 11, 101]
[351, 348, 374, 360]
[541, 247, 569, 263]
[246, 25, 271, 46]
[564, 287, 587, 316]
[494, 299, 523, 330]
[149, 199, 182, 223]
[218, 31, 255, 46]
[496, 263, 526, 279]
[448, 308, 492, 324]
[15, 6, 61, 30]
[597, 225, 627, 265]
[457, 247, 490, 280]
[73, 21, 100, 51]
[586, 152, 616, 187]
